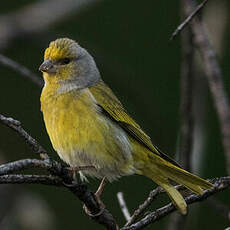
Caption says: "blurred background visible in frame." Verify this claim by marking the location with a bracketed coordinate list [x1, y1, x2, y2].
[0, 0, 230, 229]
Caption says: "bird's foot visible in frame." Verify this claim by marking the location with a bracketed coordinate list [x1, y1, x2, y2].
[83, 177, 107, 217]
[63, 165, 95, 187]
[95, 176, 107, 200]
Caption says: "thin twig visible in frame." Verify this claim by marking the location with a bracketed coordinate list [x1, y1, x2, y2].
[0, 174, 63, 186]
[125, 187, 162, 226]
[126, 184, 186, 227]
[0, 159, 52, 175]
[170, 0, 208, 40]
[117, 192, 131, 222]
[121, 177, 230, 230]
[0, 114, 118, 230]
[0, 54, 43, 87]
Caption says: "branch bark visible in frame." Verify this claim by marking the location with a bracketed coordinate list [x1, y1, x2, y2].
[0, 156, 229, 230]
[121, 177, 230, 230]
[0, 114, 118, 230]
[170, 0, 208, 40]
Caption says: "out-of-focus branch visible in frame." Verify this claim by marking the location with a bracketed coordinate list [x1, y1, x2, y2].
[0, 0, 99, 49]
[117, 192, 131, 222]
[178, 18, 195, 172]
[170, 0, 208, 40]
[183, 0, 230, 175]
[121, 176, 230, 230]
[0, 54, 43, 87]
[167, 1, 196, 228]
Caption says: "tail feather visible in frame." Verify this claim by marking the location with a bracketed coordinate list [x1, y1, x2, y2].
[145, 154, 213, 214]
[157, 162, 213, 194]
[157, 179, 187, 215]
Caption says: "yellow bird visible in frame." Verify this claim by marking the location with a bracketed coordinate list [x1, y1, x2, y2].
[40, 38, 212, 214]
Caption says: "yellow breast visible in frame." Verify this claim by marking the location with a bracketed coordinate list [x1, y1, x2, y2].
[40, 85, 134, 180]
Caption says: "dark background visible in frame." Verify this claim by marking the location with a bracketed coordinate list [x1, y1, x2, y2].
[0, 0, 229, 229]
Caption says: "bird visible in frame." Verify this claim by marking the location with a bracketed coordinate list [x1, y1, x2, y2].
[39, 38, 213, 215]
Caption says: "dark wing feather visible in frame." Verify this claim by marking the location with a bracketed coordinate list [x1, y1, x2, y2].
[89, 80, 180, 167]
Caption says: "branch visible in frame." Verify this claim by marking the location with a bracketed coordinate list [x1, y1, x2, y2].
[125, 187, 162, 226]
[170, 0, 208, 40]
[0, 174, 62, 186]
[121, 177, 230, 230]
[183, 0, 230, 175]
[117, 192, 131, 222]
[0, 114, 118, 230]
[0, 54, 43, 87]
[178, 9, 195, 172]
[0, 159, 52, 175]
[167, 4, 196, 229]
[1, 113, 229, 229]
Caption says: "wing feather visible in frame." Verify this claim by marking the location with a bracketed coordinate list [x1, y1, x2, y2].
[89, 80, 180, 167]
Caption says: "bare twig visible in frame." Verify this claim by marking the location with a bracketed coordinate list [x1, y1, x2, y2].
[0, 161, 228, 230]
[0, 174, 63, 186]
[0, 114, 118, 230]
[125, 187, 162, 226]
[126, 184, 186, 227]
[0, 159, 52, 175]
[121, 177, 230, 230]
[1, 113, 229, 229]
[0, 54, 43, 87]
[183, 0, 230, 174]
[170, 0, 208, 40]
[117, 192, 131, 222]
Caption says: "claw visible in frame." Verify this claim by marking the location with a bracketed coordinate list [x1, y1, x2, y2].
[67, 165, 96, 181]
[83, 177, 107, 217]
[95, 177, 107, 200]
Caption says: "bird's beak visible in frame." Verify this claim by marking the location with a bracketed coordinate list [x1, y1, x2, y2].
[39, 59, 57, 74]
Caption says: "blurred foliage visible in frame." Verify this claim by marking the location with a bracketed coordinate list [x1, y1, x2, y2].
[0, 0, 230, 229]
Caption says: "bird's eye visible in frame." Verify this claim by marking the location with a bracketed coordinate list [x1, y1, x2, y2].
[59, 58, 71, 65]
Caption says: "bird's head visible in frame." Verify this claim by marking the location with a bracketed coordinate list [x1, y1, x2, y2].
[39, 38, 100, 93]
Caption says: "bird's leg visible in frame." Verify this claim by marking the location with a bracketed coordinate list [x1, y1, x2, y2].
[64, 165, 95, 186]
[83, 177, 107, 217]
[69, 165, 95, 181]
[95, 176, 107, 201]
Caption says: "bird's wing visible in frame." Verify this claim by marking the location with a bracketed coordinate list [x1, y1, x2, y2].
[89, 80, 180, 167]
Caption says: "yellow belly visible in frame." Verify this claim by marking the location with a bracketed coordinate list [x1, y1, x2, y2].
[41, 87, 135, 181]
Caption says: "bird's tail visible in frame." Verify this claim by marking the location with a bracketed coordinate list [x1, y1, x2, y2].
[142, 153, 213, 214]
